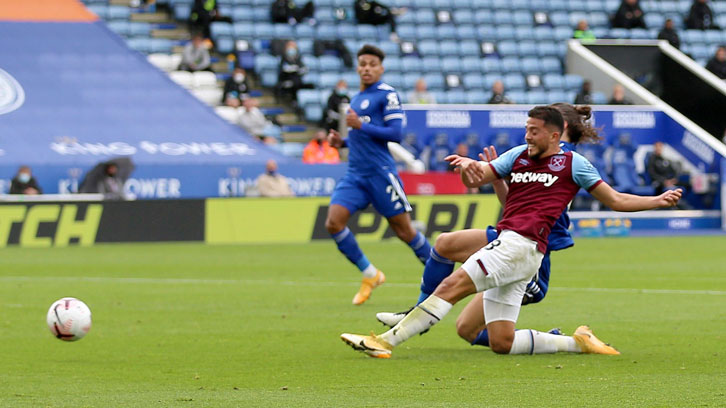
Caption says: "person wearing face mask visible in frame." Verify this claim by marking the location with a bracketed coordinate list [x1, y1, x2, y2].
[277, 40, 311, 102]
[323, 79, 351, 131]
[303, 130, 341, 164]
[10, 166, 42, 195]
[222, 67, 250, 104]
[256, 159, 294, 197]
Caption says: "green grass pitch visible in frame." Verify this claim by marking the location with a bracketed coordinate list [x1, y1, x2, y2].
[1, 236, 725, 407]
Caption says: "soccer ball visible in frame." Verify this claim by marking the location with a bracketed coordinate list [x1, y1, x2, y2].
[46, 297, 92, 341]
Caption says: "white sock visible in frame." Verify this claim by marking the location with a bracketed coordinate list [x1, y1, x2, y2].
[508, 330, 582, 354]
[362, 264, 378, 278]
[379, 295, 453, 346]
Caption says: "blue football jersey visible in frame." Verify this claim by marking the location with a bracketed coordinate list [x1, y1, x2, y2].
[346, 81, 404, 174]
[547, 141, 576, 251]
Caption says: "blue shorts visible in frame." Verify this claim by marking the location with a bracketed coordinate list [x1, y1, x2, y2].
[486, 226, 550, 303]
[330, 170, 411, 218]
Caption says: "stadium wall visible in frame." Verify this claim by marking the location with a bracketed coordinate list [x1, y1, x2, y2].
[0, 195, 500, 247]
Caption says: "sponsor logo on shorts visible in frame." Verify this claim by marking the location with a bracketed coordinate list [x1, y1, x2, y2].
[548, 155, 566, 172]
[510, 171, 559, 187]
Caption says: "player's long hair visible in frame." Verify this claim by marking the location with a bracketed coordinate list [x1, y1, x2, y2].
[550, 103, 601, 145]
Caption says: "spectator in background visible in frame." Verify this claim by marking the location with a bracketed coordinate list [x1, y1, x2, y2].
[354, 0, 400, 42]
[97, 163, 126, 200]
[573, 20, 596, 41]
[487, 80, 513, 104]
[657, 19, 681, 49]
[179, 33, 211, 72]
[257, 159, 294, 197]
[270, 0, 315, 25]
[646, 142, 682, 195]
[323, 79, 351, 131]
[407, 78, 436, 104]
[303, 130, 341, 164]
[222, 67, 250, 104]
[10, 166, 42, 195]
[685, 0, 720, 30]
[189, 0, 231, 39]
[239, 97, 282, 144]
[706, 46, 726, 79]
[612, 0, 646, 29]
[574, 80, 593, 104]
[608, 84, 633, 104]
[277, 40, 310, 103]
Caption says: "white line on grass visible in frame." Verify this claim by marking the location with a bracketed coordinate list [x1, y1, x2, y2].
[1, 276, 724, 296]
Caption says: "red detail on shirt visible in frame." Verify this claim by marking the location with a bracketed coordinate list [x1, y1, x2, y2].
[496, 151, 581, 253]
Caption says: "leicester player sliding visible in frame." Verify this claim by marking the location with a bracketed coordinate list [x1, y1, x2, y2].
[341, 106, 682, 358]
[326, 44, 432, 305]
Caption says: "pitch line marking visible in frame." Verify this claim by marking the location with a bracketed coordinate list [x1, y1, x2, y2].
[0, 276, 724, 296]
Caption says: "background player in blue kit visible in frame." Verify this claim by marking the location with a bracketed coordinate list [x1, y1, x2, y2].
[376, 104, 601, 345]
[326, 45, 432, 305]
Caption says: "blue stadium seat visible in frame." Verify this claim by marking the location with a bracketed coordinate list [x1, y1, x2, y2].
[423, 73, 445, 91]
[461, 56, 481, 73]
[515, 26, 534, 41]
[657, 1, 679, 14]
[563, 74, 583, 91]
[507, 90, 526, 103]
[314, 8, 335, 23]
[301, 55, 319, 71]
[542, 57, 561, 73]
[454, 0, 473, 8]
[416, 25, 437, 40]
[233, 22, 253, 38]
[380, 42, 400, 57]
[216, 37, 235, 54]
[385, 57, 402, 72]
[527, 91, 548, 104]
[517, 41, 537, 55]
[232, 7, 253, 21]
[272, 24, 293, 38]
[521, 57, 541, 74]
[474, 10, 494, 25]
[88, 4, 109, 18]
[297, 89, 321, 107]
[466, 90, 489, 104]
[472, 0, 493, 8]
[437, 26, 458, 41]
[554, 26, 573, 41]
[704, 30, 723, 45]
[593, 27, 609, 38]
[419, 40, 440, 57]
[128, 22, 151, 37]
[690, 44, 711, 60]
[302, 72, 320, 87]
[403, 73, 421, 89]
[316, 25, 338, 40]
[609, 28, 630, 39]
[504, 73, 525, 90]
[492, 0, 510, 9]
[254, 23, 274, 39]
[456, 25, 477, 40]
[297, 39, 313, 55]
[108, 21, 130, 36]
[513, 11, 532, 26]
[566, 0, 587, 11]
[482, 58, 503, 74]
[477, 26, 496, 41]
[547, 90, 568, 103]
[357, 25, 379, 40]
[173, 4, 191, 20]
[319, 55, 342, 71]
[550, 12, 569, 26]
[502, 57, 521, 72]
[251, 7, 268, 20]
[495, 26, 516, 41]
[458, 40, 479, 57]
[338, 25, 358, 40]
[211, 22, 233, 38]
[415, 9, 436, 24]
[421, 56, 443, 73]
[454, 10, 475, 25]
[304, 105, 323, 122]
[630, 29, 651, 39]
[484, 73, 501, 89]
[568, 11, 588, 27]
[530, 0, 551, 10]
[319, 72, 340, 88]
[402, 57, 424, 72]
[107, 5, 131, 20]
[683, 30, 706, 44]
[463, 73, 485, 90]
[543, 73, 565, 90]
[592, 91, 607, 104]
[397, 25, 416, 41]
[384, 73, 402, 89]
[537, 43, 559, 57]
[585, 0, 605, 12]
[588, 11, 609, 27]
[254, 54, 279, 72]
[511, 0, 529, 9]
[439, 57, 461, 73]
[126, 38, 151, 53]
[294, 24, 314, 39]
[497, 41, 518, 57]
[439, 40, 459, 57]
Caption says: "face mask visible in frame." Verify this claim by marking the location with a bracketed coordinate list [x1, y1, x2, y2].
[336, 88, 347, 95]
[285, 48, 297, 58]
[234, 73, 245, 82]
[18, 173, 30, 183]
[267, 170, 277, 176]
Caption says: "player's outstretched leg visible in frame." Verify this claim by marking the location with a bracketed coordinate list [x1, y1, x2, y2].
[326, 204, 384, 305]
[387, 212, 432, 265]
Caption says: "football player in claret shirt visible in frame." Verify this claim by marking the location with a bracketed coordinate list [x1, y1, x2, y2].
[375, 103, 600, 348]
[325, 44, 432, 305]
[341, 106, 682, 358]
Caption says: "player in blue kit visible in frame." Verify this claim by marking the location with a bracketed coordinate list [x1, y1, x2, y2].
[326, 45, 432, 305]
[376, 104, 601, 344]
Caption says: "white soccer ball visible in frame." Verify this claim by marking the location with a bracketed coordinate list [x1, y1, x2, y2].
[46, 297, 92, 341]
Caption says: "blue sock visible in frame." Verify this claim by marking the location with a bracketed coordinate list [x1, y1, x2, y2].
[471, 329, 490, 347]
[416, 248, 454, 304]
[331, 227, 371, 272]
[408, 231, 432, 265]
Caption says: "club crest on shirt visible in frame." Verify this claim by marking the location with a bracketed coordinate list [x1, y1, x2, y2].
[548, 155, 566, 172]
[360, 99, 370, 110]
